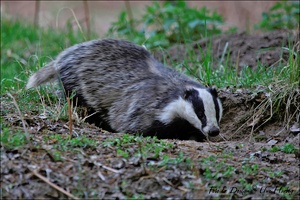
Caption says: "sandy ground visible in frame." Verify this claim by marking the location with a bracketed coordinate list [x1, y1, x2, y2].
[2, 1, 277, 36]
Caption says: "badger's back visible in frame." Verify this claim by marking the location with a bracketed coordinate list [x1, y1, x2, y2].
[56, 39, 154, 107]
[55, 39, 203, 121]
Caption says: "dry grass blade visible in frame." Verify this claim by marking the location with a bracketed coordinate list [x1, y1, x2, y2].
[97, 170, 106, 181]
[138, 139, 149, 175]
[67, 97, 73, 139]
[228, 82, 300, 141]
[83, 0, 90, 39]
[35, 88, 47, 116]
[124, 0, 134, 29]
[30, 168, 80, 200]
[55, 7, 86, 41]
[34, 0, 40, 27]
[7, 92, 32, 146]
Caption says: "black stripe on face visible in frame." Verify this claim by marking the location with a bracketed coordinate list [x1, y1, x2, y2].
[208, 88, 220, 124]
[213, 98, 220, 124]
[184, 89, 207, 128]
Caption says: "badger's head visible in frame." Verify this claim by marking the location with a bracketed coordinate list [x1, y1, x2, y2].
[158, 86, 222, 137]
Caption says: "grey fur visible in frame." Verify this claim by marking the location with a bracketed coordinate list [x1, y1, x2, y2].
[26, 61, 56, 89]
[27, 39, 222, 140]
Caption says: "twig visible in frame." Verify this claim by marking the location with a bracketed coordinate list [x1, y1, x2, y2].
[30, 168, 80, 200]
[83, 0, 90, 39]
[219, 42, 228, 67]
[138, 138, 148, 175]
[34, 0, 40, 27]
[82, 111, 99, 122]
[92, 161, 122, 173]
[67, 97, 73, 139]
[156, 166, 166, 173]
[56, 7, 86, 41]
[63, 125, 78, 137]
[35, 88, 47, 116]
[162, 177, 175, 187]
[124, 0, 134, 29]
[7, 92, 32, 146]
[235, 50, 240, 80]
[101, 165, 122, 174]
[97, 170, 106, 181]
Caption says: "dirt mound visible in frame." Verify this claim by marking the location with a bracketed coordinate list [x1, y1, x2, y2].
[218, 87, 300, 142]
[155, 29, 298, 70]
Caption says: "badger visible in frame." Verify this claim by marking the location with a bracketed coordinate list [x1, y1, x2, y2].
[26, 39, 222, 141]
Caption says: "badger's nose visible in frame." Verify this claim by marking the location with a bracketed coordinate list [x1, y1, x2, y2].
[208, 126, 220, 137]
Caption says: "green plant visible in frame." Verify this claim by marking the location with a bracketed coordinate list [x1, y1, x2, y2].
[117, 149, 129, 158]
[0, 127, 28, 148]
[103, 134, 138, 148]
[278, 185, 298, 200]
[203, 167, 214, 179]
[53, 150, 63, 161]
[267, 145, 281, 152]
[242, 164, 258, 175]
[262, 143, 299, 154]
[103, 134, 172, 160]
[267, 170, 283, 178]
[108, 1, 225, 49]
[239, 178, 254, 191]
[256, 1, 299, 30]
[281, 143, 298, 154]
[200, 155, 236, 182]
[222, 165, 234, 177]
[44, 134, 98, 151]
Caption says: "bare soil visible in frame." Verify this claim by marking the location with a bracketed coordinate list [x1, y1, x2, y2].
[155, 29, 299, 70]
[1, 30, 300, 199]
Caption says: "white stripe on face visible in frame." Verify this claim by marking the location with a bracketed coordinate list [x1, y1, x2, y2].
[195, 88, 219, 134]
[157, 87, 221, 137]
[157, 97, 205, 135]
[217, 98, 223, 123]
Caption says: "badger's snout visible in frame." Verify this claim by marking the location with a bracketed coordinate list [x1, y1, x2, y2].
[208, 126, 220, 137]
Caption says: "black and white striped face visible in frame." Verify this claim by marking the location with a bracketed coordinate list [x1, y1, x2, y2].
[185, 87, 222, 136]
[158, 87, 222, 137]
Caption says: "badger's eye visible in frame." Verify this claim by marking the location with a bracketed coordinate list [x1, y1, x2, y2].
[195, 111, 205, 121]
[200, 115, 206, 122]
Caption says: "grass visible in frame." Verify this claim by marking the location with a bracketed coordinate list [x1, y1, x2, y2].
[103, 134, 173, 160]
[44, 134, 99, 150]
[2, 17, 298, 91]
[167, 42, 299, 89]
[1, 17, 97, 130]
[0, 127, 28, 148]
[262, 143, 299, 154]
[1, 18, 89, 94]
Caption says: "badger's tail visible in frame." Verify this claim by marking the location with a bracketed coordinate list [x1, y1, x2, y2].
[26, 61, 57, 89]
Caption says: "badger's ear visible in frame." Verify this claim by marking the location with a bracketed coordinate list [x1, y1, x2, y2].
[208, 86, 218, 97]
[183, 88, 196, 100]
